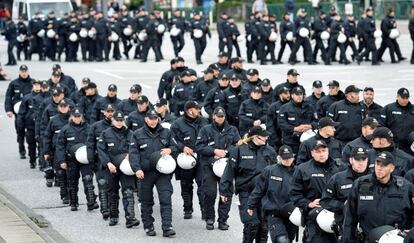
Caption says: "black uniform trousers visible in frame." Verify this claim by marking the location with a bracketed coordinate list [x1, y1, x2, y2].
[277, 39, 294, 62]
[289, 36, 313, 63]
[87, 37, 96, 61]
[14, 117, 25, 155]
[267, 215, 297, 242]
[54, 152, 69, 200]
[177, 162, 204, 213]
[219, 38, 233, 57]
[106, 169, 136, 218]
[141, 37, 162, 61]
[232, 38, 241, 57]
[378, 36, 396, 62]
[327, 38, 347, 62]
[266, 40, 276, 63]
[67, 41, 79, 61]
[17, 40, 29, 60]
[7, 40, 17, 64]
[359, 36, 378, 64]
[312, 37, 328, 62]
[193, 36, 207, 62]
[171, 34, 185, 57]
[247, 36, 260, 62]
[44, 37, 57, 60]
[95, 164, 109, 214]
[95, 36, 108, 61]
[140, 170, 173, 230]
[66, 158, 95, 206]
[57, 35, 67, 60]
[80, 37, 88, 61]
[239, 191, 268, 243]
[28, 36, 44, 60]
[121, 35, 132, 58]
[25, 128, 36, 164]
[111, 40, 121, 59]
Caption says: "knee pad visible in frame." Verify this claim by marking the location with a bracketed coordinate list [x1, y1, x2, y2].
[56, 169, 65, 177]
[123, 188, 134, 198]
[82, 174, 93, 183]
[98, 179, 107, 187]
[276, 235, 290, 243]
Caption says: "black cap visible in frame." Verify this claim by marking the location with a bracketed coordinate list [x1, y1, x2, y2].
[203, 67, 215, 74]
[279, 86, 290, 95]
[345, 85, 362, 94]
[208, 63, 220, 70]
[19, 64, 28, 71]
[220, 73, 229, 80]
[362, 117, 379, 128]
[146, 109, 159, 119]
[130, 84, 142, 93]
[108, 84, 117, 91]
[155, 98, 168, 107]
[52, 63, 61, 71]
[58, 99, 69, 107]
[113, 111, 125, 121]
[312, 140, 328, 150]
[184, 101, 201, 111]
[261, 79, 271, 87]
[247, 68, 259, 76]
[313, 80, 323, 88]
[251, 86, 261, 93]
[327, 80, 340, 87]
[213, 107, 226, 116]
[318, 117, 340, 129]
[248, 126, 270, 137]
[41, 81, 49, 88]
[180, 70, 192, 77]
[175, 56, 185, 62]
[230, 57, 244, 63]
[187, 69, 197, 76]
[218, 51, 229, 57]
[170, 58, 177, 65]
[105, 104, 115, 112]
[52, 70, 61, 77]
[397, 88, 410, 98]
[85, 82, 97, 89]
[279, 145, 294, 159]
[82, 77, 91, 84]
[369, 127, 394, 140]
[291, 87, 304, 95]
[32, 79, 42, 85]
[71, 107, 82, 116]
[52, 87, 65, 96]
[364, 87, 374, 92]
[375, 151, 394, 165]
[350, 147, 368, 160]
[137, 95, 149, 104]
[287, 69, 299, 76]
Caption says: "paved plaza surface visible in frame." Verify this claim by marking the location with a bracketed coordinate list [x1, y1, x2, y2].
[0, 24, 414, 242]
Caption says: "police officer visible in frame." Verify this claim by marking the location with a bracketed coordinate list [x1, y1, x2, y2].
[257, 14, 271, 65]
[154, 11, 166, 60]
[241, 68, 261, 99]
[47, 71, 70, 97]
[260, 79, 273, 105]
[28, 11, 45, 61]
[367, 127, 414, 177]
[78, 82, 101, 124]
[140, 12, 162, 62]
[357, 7, 379, 65]
[119, 9, 133, 59]
[266, 87, 290, 151]
[44, 11, 58, 61]
[52, 64, 77, 94]
[154, 98, 176, 128]
[217, 12, 231, 54]
[328, 85, 365, 144]
[16, 17, 29, 61]
[192, 67, 217, 104]
[195, 107, 240, 230]
[327, 14, 350, 65]
[220, 126, 277, 243]
[127, 95, 150, 131]
[290, 140, 346, 243]
[305, 80, 325, 111]
[108, 13, 122, 60]
[312, 12, 329, 65]
[239, 87, 269, 136]
[87, 104, 114, 219]
[67, 15, 80, 62]
[70, 77, 89, 105]
[222, 73, 243, 127]
[133, 8, 149, 60]
[342, 117, 379, 163]
[343, 14, 358, 61]
[171, 101, 209, 219]
[157, 57, 181, 102]
[43, 99, 71, 202]
[278, 87, 318, 153]
[94, 12, 110, 62]
[247, 12, 261, 64]
[190, 12, 208, 64]
[97, 111, 140, 228]
[130, 109, 177, 237]
[168, 9, 186, 57]
[55, 108, 98, 211]
[3, 18, 17, 66]
[228, 16, 241, 58]
[273, 69, 305, 102]
[361, 87, 383, 121]
[247, 145, 298, 243]
[288, 8, 314, 65]
[57, 13, 70, 62]
[378, 9, 405, 63]
[172, 70, 195, 117]
[5, 64, 35, 159]
[117, 85, 141, 117]
[91, 84, 121, 123]
[229, 57, 247, 79]
[410, 12, 414, 64]
[297, 117, 343, 165]
[380, 88, 414, 154]
[17, 79, 42, 168]
[276, 13, 294, 64]
[35, 81, 51, 170]
[79, 13, 93, 62]
[316, 80, 344, 118]
[320, 147, 369, 240]
[245, 14, 254, 62]
[343, 151, 414, 242]
[215, 51, 230, 72]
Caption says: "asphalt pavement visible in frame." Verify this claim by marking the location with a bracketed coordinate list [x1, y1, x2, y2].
[0, 24, 413, 243]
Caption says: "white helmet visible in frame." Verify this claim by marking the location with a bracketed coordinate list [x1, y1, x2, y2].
[201, 106, 209, 118]
[69, 33, 78, 42]
[156, 155, 176, 174]
[79, 29, 88, 38]
[75, 145, 88, 164]
[320, 31, 330, 40]
[157, 24, 166, 34]
[111, 32, 119, 42]
[123, 27, 132, 36]
[369, 226, 404, 243]
[120, 156, 135, 176]
[138, 32, 148, 41]
[337, 33, 347, 44]
[193, 29, 203, 39]
[47, 29, 56, 38]
[161, 122, 171, 129]
[88, 29, 96, 38]
[37, 29, 45, 38]
[286, 31, 294, 41]
[316, 209, 335, 233]
[246, 34, 252, 42]
[170, 26, 181, 36]
[17, 34, 26, 42]
[269, 31, 277, 42]
[289, 207, 303, 227]
[237, 35, 244, 42]
[177, 153, 197, 169]
[389, 28, 400, 39]
[13, 101, 21, 114]
[299, 28, 309, 38]
[300, 129, 317, 142]
[212, 158, 228, 177]
[374, 30, 382, 38]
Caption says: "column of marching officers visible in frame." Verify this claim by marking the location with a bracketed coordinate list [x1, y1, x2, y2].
[5, 60, 414, 242]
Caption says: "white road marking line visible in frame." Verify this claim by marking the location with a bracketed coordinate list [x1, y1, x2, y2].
[94, 70, 124, 79]
[398, 70, 414, 73]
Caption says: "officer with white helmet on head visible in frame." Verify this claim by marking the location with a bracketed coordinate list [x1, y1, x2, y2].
[129, 109, 177, 237]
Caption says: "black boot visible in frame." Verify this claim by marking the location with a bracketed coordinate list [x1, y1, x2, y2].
[124, 188, 140, 228]
[109, 217, 119, 226]
[163, 227, 176, 238]
[109, 193, 119, 225]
